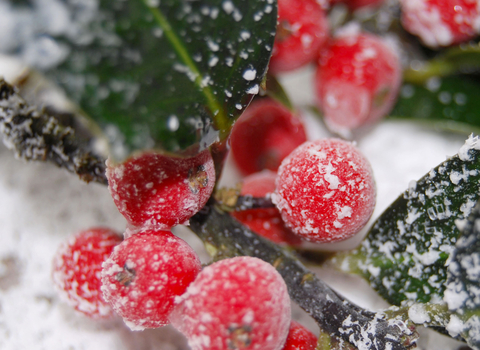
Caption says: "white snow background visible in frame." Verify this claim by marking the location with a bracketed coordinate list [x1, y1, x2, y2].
[0, 4, 474, 347]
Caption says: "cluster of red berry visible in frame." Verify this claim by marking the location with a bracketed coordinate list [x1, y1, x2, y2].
[50, 0, 480, 349]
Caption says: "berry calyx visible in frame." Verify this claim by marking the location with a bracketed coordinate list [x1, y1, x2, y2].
[269, 0, 330, 73]
[231, 170, 302, 245]
[282, 321, 317, 350]
[101, 228, 201, 330]
[330, 0, 385, 11]
[272, 139, 376, 243]
[314, 30, 401, 137]
[230, 98, 307, 175]
[171, 256, 291, 350]
[106, 150, 215, 229]
[52, 227, 122, 319]
[400, 0, 480, 48]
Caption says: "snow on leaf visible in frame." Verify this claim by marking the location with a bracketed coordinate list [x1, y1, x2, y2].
[1, 0, 277, 159]
[336, 135, 480, 307]
[444, 200, 480, 350]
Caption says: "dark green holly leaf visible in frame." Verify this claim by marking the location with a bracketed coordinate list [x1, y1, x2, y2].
[403, 45, 480, 84]
[18, 0, 276, 160]
[390, 76, 480, 135]
[334, 136, 480, 306]
[443, 200, 480, 349]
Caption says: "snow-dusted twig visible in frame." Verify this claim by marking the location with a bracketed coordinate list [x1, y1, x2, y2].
[0, 79, 107, 184]
[190, 201, 419, 350]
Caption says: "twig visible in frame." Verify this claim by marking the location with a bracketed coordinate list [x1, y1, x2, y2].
[189, 201, 418, 350]
[0, 79, 107, 185]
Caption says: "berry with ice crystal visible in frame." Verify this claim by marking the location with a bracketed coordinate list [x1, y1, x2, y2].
[314, 29, 401, 137]
[400, 0, 480, 48]
[106, 150, 215, 229]
[52, 227, 122, 319]
[273, 139, 376, 243]
[282, 321, 318, 350]
[101, 228, 201, 330]
[230, 98, 307, 175]
[269, 0, 329, 73]
[171, 256, 291, 350]
[231, 170, 302, 245]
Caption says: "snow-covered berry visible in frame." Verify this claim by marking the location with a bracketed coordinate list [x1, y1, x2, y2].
[106, 150, 215, 229]
[269, 0, 329, 73]
[282, 321, 317, 350]
[231, 170, 302, 245]
[400, 0, 480, 48]
[52, 227, 122, 319]
[314, 30, 401, 137]
[230, 98, 307, 175]
[171, 256, 291, 350]
[272, 139, 376, 243]
[101, 228, 201, 330]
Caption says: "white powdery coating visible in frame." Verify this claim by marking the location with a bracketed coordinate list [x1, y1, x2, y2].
[273, 139, 376, 242]
[458, 134, 480, 162]
[408, 303, 431, 324]
[171, 257, 291, 350]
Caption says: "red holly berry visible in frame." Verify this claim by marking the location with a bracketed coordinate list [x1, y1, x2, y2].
[106, 150, 215, 229]
[330, 0, 385, 11]
[230, 98, 307, 175]
[231, 170, 302, 245]
[282, 321, 317, 350]
[52, 227, 122, 319]
[171, 256, 291, 350]
[269, 0, 329, 73]
[272, 139, 376, 243]
[101, 228, 201, 330]
[400, 0, 480, 48]
[314, 30, 401, 137]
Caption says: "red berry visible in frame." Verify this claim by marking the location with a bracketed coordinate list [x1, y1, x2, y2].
[171, 256, 291, 350]
[101, 228, 201, 330]
[52, 227, 122, 319]
[231, 170, 302, 245]
[269, 0, 329, 73]
[272, 139, 376, 243]
[314, 30, 401, 137]
[400, 0, 480, 48]
[107, 150, 215, 229]
[230, 98, 307, 175]
[282, 321, 317, 350]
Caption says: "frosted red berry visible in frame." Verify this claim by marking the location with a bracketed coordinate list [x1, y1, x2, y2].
[101, 228, 201, 330]
[106, 150, 215, 229]
[52, 227, 122, 319]
[230, 98, 307, 175]
[314, 30, 401, 137]
[282, 321, 317, 350]
[273, 139, 376, 243]
[269, 0, 329, 73]
[171, 256, 291, 350]
[231, 170, 302, 245]
[400, 0, 480, 48]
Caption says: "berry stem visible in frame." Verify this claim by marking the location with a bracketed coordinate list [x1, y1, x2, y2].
[189, 200, 418, 350]
[0, 79, 107, 185]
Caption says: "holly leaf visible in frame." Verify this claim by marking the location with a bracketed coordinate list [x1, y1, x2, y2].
[443, 200, 480, 349]
[403, 45, 480, 84]
[334, 135, 480, 306]
[15, 0, 276, 160]
[390, 76, 480, 135]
